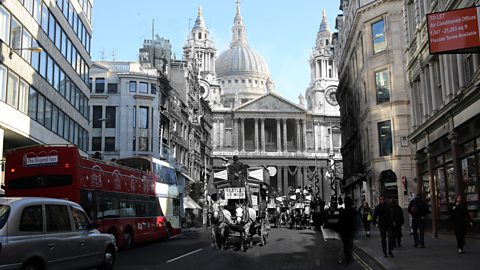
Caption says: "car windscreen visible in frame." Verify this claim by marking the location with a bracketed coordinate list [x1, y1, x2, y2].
[0, 205, 11, 230]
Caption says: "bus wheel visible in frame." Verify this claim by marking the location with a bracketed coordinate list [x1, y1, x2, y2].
[123, 228, 134, 249]
[108, 228, 118, 244]
[167, 223, 173, 238]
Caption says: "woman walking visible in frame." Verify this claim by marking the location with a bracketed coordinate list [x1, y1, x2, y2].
[360, 201, 372, 237]
[449, 194, 473, 254]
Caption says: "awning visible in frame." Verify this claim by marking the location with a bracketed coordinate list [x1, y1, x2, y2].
[184, 196, 201, 210]
[181, 172, 197, 183]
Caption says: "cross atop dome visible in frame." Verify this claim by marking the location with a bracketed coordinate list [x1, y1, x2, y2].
[236, 0, 241, 14]
[231, 0, 247, 47]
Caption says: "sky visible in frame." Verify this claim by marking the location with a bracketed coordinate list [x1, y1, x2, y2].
[91, 0, 342, 103]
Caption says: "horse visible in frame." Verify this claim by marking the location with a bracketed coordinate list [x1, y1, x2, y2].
[210, 202, 232, 250]
[234, 203, 257, 251]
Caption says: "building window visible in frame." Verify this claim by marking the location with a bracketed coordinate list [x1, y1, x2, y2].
[0, 6, 10, 45]
[107, 83, 117, 93]
[19, 80, 28, 114]
[37, 94, 45, 125]
[139, 106, 148, 129]
[372, 19, 386, 54]
[138, 137, 148, 151]
[139, 82, 148, 93]
[92, 137, 101, 151]
[21, 29, 32, 62]
[375, 69, 390, 104]
[151, 84, 156, 94]
[52, 106, 58, 133]
[105, 106, 116, 128]
[44, 99, 52, 130]
[46, 56, 53, 85]
[105, 137, 115, 151]
[129, 81, 137, 92]
[92, 106, 102, 128]
[132, 137, 136, 151]
[6, 71, 19, 108]
[378, 120, 393, 156]
[28, 86, 37, 120]
[0, 64, 6, 102]
[95, 78, 105, 93]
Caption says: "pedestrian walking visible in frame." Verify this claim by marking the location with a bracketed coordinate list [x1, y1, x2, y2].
[373, 195, 395, 257]
[390, 198, 404, 248]
[449, 194, 473, 254]
[337, 196, 357, 265]
[408, 193, 429, 248]
[359, 201, 372, 237]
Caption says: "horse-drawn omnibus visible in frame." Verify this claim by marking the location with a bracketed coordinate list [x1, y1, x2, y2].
[210, 159, 270, 251]
[4, 144, 172, 249]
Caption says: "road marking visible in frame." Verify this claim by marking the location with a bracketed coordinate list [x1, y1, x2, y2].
[166, 248, 203, 263]
[353, 251, 373, 270]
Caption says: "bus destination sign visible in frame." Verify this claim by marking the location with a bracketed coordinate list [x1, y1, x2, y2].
[224, 187, 245, 199]
[24, 155, 59, 167]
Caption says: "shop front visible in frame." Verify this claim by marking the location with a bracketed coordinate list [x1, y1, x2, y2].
[416, 116, 480, 233]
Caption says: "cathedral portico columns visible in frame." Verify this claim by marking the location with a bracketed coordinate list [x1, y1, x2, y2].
[240, 118, 245, 152]
[219, 120, 224, 148]
[276, 119, 281, 152]
[255, 118, 259, 152]
[277, 165, 283, 194]
[296, 119, 301, 152]
[303, 119, 307, 152]
[234, 118, 239, 151]
[283, 166, 288, 195]
[283, 119, 288, 152]
[261, 118, 266, 152]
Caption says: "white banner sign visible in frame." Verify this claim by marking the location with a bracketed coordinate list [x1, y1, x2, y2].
[224, 187, 245, 199]
[24, 155, 58, 167]
[251, 195, 258, 206]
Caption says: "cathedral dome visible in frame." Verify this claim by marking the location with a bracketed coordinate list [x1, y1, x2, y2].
[213, 1, 274, 107]
[215, 45, 270, 77]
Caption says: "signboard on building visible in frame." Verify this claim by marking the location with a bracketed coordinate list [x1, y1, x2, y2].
[427, 7, 480, 54]
[224, 187, 245, 199]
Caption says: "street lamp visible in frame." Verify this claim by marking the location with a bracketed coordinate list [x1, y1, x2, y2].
[9, 46, 43, 59]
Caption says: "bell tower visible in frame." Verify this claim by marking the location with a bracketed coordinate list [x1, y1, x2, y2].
[305, 10, 339, 115]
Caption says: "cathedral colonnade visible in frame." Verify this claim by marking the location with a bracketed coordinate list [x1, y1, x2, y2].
[213, 116, 331, 153]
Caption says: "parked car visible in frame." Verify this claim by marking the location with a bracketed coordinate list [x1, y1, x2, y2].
[0, 197, 117, 270]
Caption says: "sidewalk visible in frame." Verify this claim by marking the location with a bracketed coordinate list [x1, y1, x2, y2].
[354, 227, 480, 270]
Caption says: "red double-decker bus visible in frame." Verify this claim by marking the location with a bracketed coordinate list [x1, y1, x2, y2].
[4, 144, 169, 249]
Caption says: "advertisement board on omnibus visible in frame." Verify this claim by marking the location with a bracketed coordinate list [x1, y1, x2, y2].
[4, 145, 172, 249]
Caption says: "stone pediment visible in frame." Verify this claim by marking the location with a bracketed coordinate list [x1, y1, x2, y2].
[235, 93, 306, 113]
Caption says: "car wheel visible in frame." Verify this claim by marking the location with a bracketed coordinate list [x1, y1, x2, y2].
[123, 229, 134, 250]
[21, 260, 43, 270]
[98, 246, 115, 270]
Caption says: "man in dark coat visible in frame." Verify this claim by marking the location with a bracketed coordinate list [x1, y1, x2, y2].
[337, 196, 357, 265]
[408, 193, 429, 247]
[373, 196, 394, 257]
[391, 199, 404, 248]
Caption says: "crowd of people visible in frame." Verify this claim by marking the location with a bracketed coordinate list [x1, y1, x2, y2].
[328, 191, 474, 266]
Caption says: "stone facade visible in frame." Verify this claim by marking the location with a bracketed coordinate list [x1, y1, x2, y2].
[335, 0, 415, 207]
